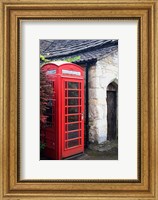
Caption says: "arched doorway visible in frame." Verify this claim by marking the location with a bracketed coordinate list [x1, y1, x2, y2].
[107, 81, 118, 140]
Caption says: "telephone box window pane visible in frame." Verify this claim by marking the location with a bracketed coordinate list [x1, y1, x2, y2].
[68, 131, 79, 139]
[65, 82, 68, 88]
[65, 116, 68, 122]
[68, 123, 79, 131]
[65, 99, 68, 105]
[45, 100, 52, 115]
[47, 116, 52, 123]
[65, 142, 68, 149]
[68, 99, 79, 105]
[68, 139, 79, 148]
[80, 99, 81, 105]
[68, 90, 79, 97]
[68, 82, 79, 89]
[65, 125, 68, 131]
[68, 107, 79, 114]
[68, 115, 79, 122]
[65, 91, 67, 97]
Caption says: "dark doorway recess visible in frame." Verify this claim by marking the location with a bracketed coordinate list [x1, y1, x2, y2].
[107, 82, 118, 140]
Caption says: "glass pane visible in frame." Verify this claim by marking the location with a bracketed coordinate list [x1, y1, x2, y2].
[65, 124, 68, 131]
[45, 100, 52, 115]
[65, 90, 67, 97]
[68, 139, 79, 148]
[68, 82, 79, 89]
[68, 90, 79, 97]
[68, 123, 79, 131]
[79, 99, 81, 105]
[65, 116, 68, 122]
[65, 99, 68, 106]
[68, 99, 79, 105]
[68, 131, 79, 139]
[65, 142, 67, 149]
[68, 115, 79, 122]
[68, 107, 79, 114]
[47, 115, 52, 123]
[65, 82, 68, 88]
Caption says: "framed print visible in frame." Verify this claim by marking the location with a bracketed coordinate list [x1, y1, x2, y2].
[22, 22, 137, 180]
[0, 0, 158, 200]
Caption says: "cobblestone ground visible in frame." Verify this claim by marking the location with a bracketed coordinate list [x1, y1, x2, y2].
[70, 140, 118, 160]
[72, 148, 118, 160]
[41, 140, 118, 160]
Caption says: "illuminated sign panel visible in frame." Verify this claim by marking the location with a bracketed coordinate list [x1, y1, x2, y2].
[47, 70, 56, 75]
[62, 69, 81, 76]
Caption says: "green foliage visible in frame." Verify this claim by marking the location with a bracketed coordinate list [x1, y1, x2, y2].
[40, 54, 81, 64]
[40, 54, 45, 61]
[40, 142, 46, 151]
[64, 56, 81, 63]
[40, 54, 50, 63]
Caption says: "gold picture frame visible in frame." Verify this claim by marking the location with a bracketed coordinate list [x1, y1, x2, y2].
[0, 0, 158, 199]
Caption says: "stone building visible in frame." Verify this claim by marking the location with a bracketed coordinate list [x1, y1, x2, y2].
[40, 40, 118, 145]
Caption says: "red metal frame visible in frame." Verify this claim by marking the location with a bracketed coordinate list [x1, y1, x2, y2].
[41, 62, 84, 160]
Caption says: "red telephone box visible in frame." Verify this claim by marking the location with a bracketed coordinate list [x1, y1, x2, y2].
[41, 62, 84, 160]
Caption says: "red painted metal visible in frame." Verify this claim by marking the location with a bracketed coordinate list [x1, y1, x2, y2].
[41, 62, 84, 160]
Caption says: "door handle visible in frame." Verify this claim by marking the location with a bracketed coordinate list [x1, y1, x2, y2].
[81, 112, 84, 120]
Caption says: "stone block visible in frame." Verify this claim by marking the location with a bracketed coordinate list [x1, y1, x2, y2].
[97, 134, 107, 144]
[96, 89, 106, 100]
[89, 103, 99, 119]
[99, 77, 107, 88]
[89, 77, 100, 88]
[89, 89, 97, 99]
[87, 49, 118, 144]
[89, 128, 98, 143]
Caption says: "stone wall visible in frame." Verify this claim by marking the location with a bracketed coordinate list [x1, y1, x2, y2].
[88, 50, 118, 144]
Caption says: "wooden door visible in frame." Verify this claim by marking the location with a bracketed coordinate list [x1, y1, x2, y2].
[107, 83, 117, 140]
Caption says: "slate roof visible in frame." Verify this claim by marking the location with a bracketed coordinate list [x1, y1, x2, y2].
[40, 40, 118, 64]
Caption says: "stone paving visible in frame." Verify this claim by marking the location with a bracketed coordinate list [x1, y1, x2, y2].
[41, 139, 118, 160]
[69, 139, 118, 160]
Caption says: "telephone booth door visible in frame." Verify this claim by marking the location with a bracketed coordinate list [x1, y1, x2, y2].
[62, 78, 84, 158]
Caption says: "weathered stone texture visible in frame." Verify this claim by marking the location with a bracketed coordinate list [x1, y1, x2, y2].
[88, 50, 118, 144]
